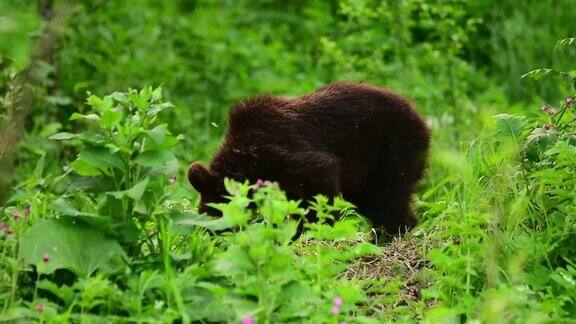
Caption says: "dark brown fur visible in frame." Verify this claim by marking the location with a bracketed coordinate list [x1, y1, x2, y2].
[188, 81, 430, 234]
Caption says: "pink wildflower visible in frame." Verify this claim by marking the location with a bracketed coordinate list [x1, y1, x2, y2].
[0, 222, 10, 234]
[540, 103, 559, 116]
[35, 303, 45, 313]
[255, 179, 266, 187]
[241, 316, 253, 324]
[11, 210, 20, 219]
[0, 222, 12, 235]
[331, 305, 340, 315]
[334, 296, 343, 306]
[565, 96, 574, 106]
[42, 253, 50, 263]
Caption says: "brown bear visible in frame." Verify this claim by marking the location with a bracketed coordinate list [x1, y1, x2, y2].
[188, 81, 430, 234]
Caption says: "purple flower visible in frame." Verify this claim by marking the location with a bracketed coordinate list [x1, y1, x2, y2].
[42, 253, 50, 263]
[241, 316, 253, 324]
[0, 222, 10, 234]
[334, 296, 343, 306]
[255, 179, 266, 187]
[11, 210, 20, 219]
[168, 176, 177, 185]
[540, 103, 559, 116]
[331, 305, 340, 315]
[547, 107, 558, 116]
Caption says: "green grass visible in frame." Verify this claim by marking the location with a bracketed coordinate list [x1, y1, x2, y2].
[1, 0, 576, 322]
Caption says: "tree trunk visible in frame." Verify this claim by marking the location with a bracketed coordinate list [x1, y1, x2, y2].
[0, 1, 73, 202]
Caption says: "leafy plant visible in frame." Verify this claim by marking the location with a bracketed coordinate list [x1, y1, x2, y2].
[175, 180, 378, 322]
[47, 87, 180, 247]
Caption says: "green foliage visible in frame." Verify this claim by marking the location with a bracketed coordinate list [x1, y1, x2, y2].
[1, 88, 376, 322]
[0, 1, 39, 70]
[19, 219, 125, 277]
[49, 87, 179, 245]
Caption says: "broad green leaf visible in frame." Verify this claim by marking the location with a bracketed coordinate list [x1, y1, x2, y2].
[87, 94, 113, 113]
[334, 282, 365, 304]
[351, 242, 382, 257]
[100, 108, 123, 129]
[160, 134, 180, 149]
[494, 114, 526, 140]
[523, 127, 558, 161]
[282, 281, 316, 303]
[108, 178, 149, 201]
[214, 246, 255, 276]
[51, 198, 110, 230]
[51, 197, 86, 216]
[49, 132, 77, 140]
[105, 143, 128, 154]
[148, 102, 174, 117]
[37, 280, 74, 305]
[128, 91, 149, 111]
[19, 219, 125, 277]
[78, 133, 109, 145]
[175, 212, 236, 232]
[135, 149, 175, 167]
[87, 95, 103, 110]
[145, 124, 168, 145]
[70, 158, 102, 176]
[277, 281, 317, 320]
[152, 86, 163, 101]
[139, 87, 153, 101]
[78, 146, 124, 172]
[109, 92, 129, 105]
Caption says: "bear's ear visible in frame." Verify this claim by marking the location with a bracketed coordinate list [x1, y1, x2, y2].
[188, 162, 214, 192]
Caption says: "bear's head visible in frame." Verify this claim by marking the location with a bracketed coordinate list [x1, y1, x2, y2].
[187, 162, 228, 215]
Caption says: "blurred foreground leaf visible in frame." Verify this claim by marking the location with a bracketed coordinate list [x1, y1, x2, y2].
[19, 219, 125, 276]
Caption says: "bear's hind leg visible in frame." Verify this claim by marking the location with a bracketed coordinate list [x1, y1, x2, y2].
[358, 181, 418, 235]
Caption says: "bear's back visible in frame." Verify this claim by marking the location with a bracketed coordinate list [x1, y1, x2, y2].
[223, 82, 425, 155]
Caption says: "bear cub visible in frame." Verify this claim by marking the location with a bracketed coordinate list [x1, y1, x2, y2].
[188, 81, 430, 234]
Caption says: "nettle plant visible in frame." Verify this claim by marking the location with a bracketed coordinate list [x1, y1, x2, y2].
[496, 37, 576, 166]
[493, 37, 576, 313]
[174, 180, 379, 322]
[519, 37, 576, 163]
[7, 87, 381, 321]
[55, 86, 179, 241]
[18, 87, 180, 276]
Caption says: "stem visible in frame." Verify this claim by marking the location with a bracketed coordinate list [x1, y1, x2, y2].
[32, 271, 41, 304]
[554, 104, 569, 127]
[0, 2, 74, 203]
